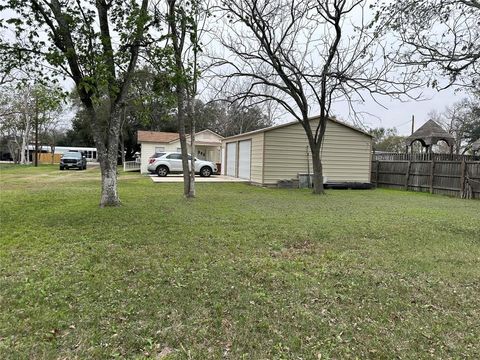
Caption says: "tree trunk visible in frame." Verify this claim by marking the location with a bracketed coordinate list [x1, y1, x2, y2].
[20, 117, 31, 165]
[34, 96, 38, 167]
[90, 106, 122, 207]
[120, 106, 126, 165]
[176, 86, 191, 197]
[50, 145, 55, 164]
[187, 97, 196, 198]
[98, 151, 120, 207]
[310, 145, 325, 194]
[120, 132, 125, 166]
[99, 155, 120, 207]
[7, 140, 19, 163]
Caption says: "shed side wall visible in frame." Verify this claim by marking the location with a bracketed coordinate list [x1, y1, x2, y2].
[251, 133, 264, 183]
[263, 120, 371, 184]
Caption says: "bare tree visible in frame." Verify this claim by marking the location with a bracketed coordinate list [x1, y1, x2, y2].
[0, 87, 31, 164]
[162, 0, 194, 197]
[1, 0, 150, 207]
[39, 103, 68, 163]
[214, 0, 422, 193]
[0, 83, 63, 164]
[151, 0, 209, 198]
[377, 0, 480, 89]
[429, 95, 480, 153]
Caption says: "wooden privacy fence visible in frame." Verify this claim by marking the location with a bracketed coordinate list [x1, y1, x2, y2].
[373, 152, 479, 162]
[371, 159, 480, 199]
[36, 153, 62, 164]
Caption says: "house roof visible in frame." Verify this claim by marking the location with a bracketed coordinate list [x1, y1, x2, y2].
[405, 120, 455, 147]
[194, 129, 224, 139]
[222, 116, 372, 141]
[137, 129, 223, 144]
[137, 131, 179, 143]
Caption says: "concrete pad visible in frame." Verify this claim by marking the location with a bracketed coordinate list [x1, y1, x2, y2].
[149, 174, 249, 183]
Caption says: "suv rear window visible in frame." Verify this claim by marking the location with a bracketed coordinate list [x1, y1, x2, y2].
[151, 152, 165, 158]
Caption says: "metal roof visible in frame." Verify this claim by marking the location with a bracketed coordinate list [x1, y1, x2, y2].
[222, 116, 372, 141]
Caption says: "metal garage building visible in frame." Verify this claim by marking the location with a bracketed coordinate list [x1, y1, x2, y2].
[221, 117, 373, 186]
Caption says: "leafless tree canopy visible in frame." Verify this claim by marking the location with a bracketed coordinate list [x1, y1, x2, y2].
[211, 0, 423, 193]
[429, 95, 480, 153]
[378, 0, 480, 89]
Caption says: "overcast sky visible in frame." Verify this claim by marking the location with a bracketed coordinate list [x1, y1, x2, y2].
[334, 0, 466, 136]
[332, 85, 464, 136]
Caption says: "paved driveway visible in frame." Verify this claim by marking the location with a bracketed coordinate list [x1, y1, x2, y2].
[149, 174, 248, 183]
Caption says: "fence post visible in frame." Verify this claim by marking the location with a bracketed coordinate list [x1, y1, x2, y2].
[429, 159, 435, 194]
[459, 159, 466, 197]
[405, 161, 411, 191]
[375, 161, 380, 187]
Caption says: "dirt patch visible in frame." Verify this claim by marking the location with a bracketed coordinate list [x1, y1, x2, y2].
[271, 239, 318, 259]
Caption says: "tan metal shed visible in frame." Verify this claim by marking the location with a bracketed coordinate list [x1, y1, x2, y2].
[221, 118, 373, 186]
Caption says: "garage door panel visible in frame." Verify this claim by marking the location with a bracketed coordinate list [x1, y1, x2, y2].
[238, 140, 251, 180]
[226, 142, 236, 176]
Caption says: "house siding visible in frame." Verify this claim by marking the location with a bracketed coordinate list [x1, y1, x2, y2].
[140, 143, 155, 174]
[263, 120, 372, 184]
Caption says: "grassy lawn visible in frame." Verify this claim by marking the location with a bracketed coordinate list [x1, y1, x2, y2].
[1, 164, 479, 359]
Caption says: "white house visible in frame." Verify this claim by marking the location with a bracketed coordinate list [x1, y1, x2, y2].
[137, 129, 223, 174]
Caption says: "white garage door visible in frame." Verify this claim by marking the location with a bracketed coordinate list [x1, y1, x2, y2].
[226, 142, 236, 176]
[238, 140, 251, 180]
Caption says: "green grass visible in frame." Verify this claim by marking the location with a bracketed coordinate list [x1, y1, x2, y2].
[1, 164, 479, 359]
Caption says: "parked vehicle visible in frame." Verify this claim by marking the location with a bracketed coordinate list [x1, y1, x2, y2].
[60, 151, 87, 170]
[148, 152, 166, 166]
[147, 152, 217, 177]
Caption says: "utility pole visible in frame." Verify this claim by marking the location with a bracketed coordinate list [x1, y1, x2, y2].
[406, 115, 415, 155]
[34, 91, 39, 167]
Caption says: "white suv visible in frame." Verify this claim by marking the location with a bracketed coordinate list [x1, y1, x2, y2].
[147, 152, 217, 177]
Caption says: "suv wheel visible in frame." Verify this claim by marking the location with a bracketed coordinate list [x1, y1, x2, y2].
[200, 166, 212, 177]
[156, 165, 168, 177]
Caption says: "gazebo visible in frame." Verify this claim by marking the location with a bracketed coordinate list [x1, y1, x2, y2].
[405, 120, 455, 154]
[472, 139, 480, 156]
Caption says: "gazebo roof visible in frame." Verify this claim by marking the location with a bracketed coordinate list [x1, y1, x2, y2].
[405, 119, 455, 147]
[472, 138, 480, 151]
